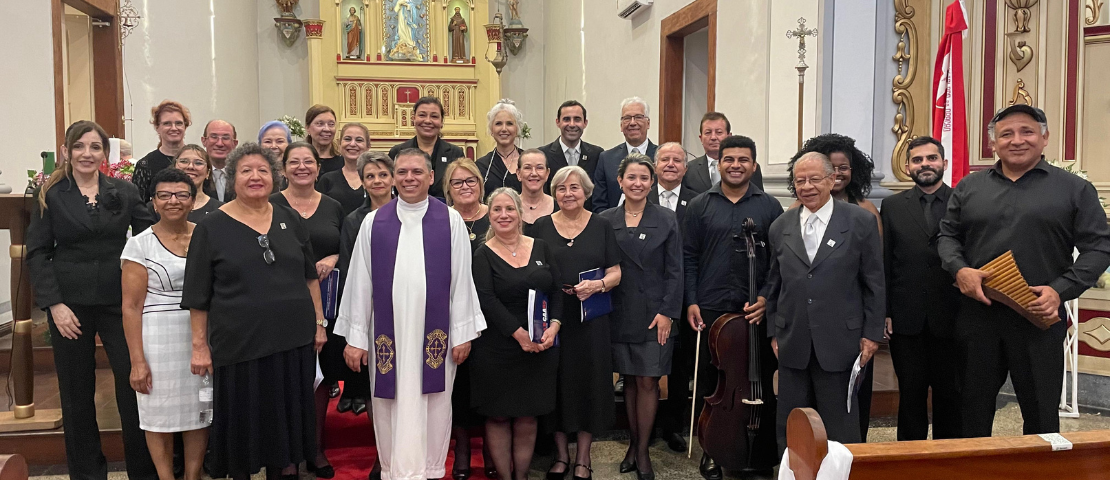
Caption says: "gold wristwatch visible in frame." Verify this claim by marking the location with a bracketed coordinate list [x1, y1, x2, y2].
[316, 319, 328, 328]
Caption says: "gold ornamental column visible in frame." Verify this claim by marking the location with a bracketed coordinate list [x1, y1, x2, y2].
[304, 19, 326, 105]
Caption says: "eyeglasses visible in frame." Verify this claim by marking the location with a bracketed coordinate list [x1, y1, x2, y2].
[160, 121, 186, 128]
[258, 234, 275, 265]
[833, 165, 852, 173]
[154, 191, 194, 201]
[620, 114, 648, 124]
[793, 175, 831, 188]
[205, 134, 233, 143]
[450, 177, 479, 189]
[176, 159, 207, 168]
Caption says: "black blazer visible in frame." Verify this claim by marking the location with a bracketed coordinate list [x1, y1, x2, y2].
[764, 200, 885, 372]
[592, 141, 658, 213]
[542, 138, 604, 197]
[880, 185, 960, 338]
[27, 175, 153, 309]
[599, 204, 683, 343]
[646, 183, 699, 228]
[684, 154, 764, 194]
[388, 137, 465, 201]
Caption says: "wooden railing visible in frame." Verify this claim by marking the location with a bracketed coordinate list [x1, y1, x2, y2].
[787, 408, 1110, 480]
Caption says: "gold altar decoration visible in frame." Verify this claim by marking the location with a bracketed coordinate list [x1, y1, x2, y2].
[1088, 0, 1105, 25]
[889, 0, 925, 183]
[274, 0, 304, 47]
[1008, 38, 1034, 72]
[1005, 0, 1039, 33]
[311, 0, 500, 155]
[1008, 78, 1033, 106]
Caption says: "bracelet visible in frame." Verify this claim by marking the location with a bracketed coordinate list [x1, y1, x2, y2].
[599, 279, 607, 291]
[550, 319, 562, 325]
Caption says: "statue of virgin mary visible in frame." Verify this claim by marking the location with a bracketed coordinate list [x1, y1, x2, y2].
[390, 0, 424, 61]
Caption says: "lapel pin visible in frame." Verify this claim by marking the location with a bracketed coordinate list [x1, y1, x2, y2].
[536, 261, 543, 266]
[280, 223, 287, 229]
[441, 157, 448, 162]
[681, 200, 687, 206]
[826, 239, 835, 247]
[639, 233, 646, 240]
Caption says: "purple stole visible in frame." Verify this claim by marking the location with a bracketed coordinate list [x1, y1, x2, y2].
[369, 198, 452, 399]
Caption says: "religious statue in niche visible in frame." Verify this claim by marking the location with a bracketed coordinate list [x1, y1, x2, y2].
[509, 0, 521, 21]
[344, 4, 363, 59]
[386, 0, 429, 62]
[449, 7, 468, 63]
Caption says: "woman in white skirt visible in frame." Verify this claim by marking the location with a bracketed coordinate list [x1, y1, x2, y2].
[122, 168, 209, 480]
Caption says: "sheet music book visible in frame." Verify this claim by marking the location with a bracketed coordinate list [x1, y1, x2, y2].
[320, 269, 341, 321]
[847, 354, 870, 413]
[579, 268, 613, 322]
[527, 289, 558, 346]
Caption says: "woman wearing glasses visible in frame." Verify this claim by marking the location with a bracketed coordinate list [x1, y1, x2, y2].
[441, 158, 496, 479]
[182, 143, 327, 480]
[516, 149, 556, 226]
[166, 145, 223, 222]
[122, 168, 208, 480]
[133, 100, 192, 202]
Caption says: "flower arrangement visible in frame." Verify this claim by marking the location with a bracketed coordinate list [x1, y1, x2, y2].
[108, 158, 135, 182]
[1049, 159, 1106, 207]
[281, 115, 306, 140]
[26, 170, 46, 192]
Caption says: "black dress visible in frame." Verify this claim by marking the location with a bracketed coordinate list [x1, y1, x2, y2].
[451, 213, 491, 427]
[181, 205, 317, 476]
[132, 149, 175, 202]
[470, 240, 563, 417]
[477, 148, 524, 198]
[529, 214, 621, 434]
[319, 155, 343, 176]
[465, 216, 491, 252]
[271, 192, 346, 381]
[317, 169, 366, 216]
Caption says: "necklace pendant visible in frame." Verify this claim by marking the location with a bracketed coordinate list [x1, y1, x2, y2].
[511, 251, 517, 257]
[469, 232, 477, 241]
[567, 240, 574, 247]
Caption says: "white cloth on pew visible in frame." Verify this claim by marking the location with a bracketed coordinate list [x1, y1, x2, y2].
[778, 440, 853, 480]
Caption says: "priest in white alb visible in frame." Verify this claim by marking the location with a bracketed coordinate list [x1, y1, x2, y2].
[335, 148, 486, 480]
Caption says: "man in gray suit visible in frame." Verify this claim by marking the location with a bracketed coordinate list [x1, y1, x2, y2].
[685, 112, 762, 193]
[763, 152, 885, 453]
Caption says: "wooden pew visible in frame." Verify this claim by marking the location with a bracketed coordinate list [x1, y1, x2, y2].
[0, 454, 28, 480]
[787, 408, 1110, 480]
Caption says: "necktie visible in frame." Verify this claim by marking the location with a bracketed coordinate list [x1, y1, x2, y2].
[662, 190, 676, 211]
[213, 169, 226, 201]
[804, 214, 820, 262]
[709, 158, 720, 185]
[565, 148, 579, 167]
[922, 193, 941, 236]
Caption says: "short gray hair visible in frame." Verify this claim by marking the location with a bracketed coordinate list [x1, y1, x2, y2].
[226, 142, 281, 195]
[118, 139, 133, 158]
[484, 187, 524, 242]
[358, 151, 394, 177]
[986, 119, 1049, 141]
[487, 99, 523, 136]
[550, 165, 595, 198]
[656, 142, 686, 161]
[621, 97, 650, 117]
[793, 151, 834, 177]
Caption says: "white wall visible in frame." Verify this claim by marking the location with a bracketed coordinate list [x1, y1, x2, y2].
[683, 28, 709, 156]
[497, 0, 547, 149]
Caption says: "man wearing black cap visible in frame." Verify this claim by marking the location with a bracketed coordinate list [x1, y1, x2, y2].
[938, 105, 1110, 437]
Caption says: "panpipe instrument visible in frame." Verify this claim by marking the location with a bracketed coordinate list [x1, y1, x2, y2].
[979, 250, 1060, 330]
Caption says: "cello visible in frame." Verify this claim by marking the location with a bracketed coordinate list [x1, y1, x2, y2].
[695, 217, 768, 470]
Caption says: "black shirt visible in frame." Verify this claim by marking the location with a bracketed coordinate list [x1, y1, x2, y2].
[319, 156, 343, 176]
[938, 158, 1110, 302]
[477, 148, 524, 198]
[316, 169, 366, 216]
[683, 183, 784, 312]
[181, 206, 317, 367]
[270, 192, 345, 262]
[132, 149, 176, 202]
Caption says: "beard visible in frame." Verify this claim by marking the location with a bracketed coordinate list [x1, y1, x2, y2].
[910, 167, 943, 187]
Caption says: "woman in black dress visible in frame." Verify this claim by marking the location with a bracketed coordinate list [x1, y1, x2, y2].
[27, 120, 157, 480]
[182, 142, 327, 480]
[472, 188, 562, 480]
[305, 105, 342, 174]
[172, 145, 223, 222]
[598, 155, 683, 480]
[531, 166, 622, 480]
[133, 100, 191, 202]
[443, 157, 494, 479]
[270, 142, 345, 478]
[316, 123, 369, 215]
[476, 100, 524, 197]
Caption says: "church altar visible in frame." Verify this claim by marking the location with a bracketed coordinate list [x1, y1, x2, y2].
[306, 0, 502, 158]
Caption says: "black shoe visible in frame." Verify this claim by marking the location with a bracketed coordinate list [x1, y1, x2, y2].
[452, 467, 471, 480]
[636, 469, 655, 480]
[369, 459, 382, 480]
[662, 431, 687, 453]
[573, 463, 592, 480]
[308, 462, 336, 479]
[546, 459, 569, 480]
[352, 398, 368, 415]
[699, 454, 722, 480]
[337, 397, 353, 413]
[619, 458, 636, 474]
[329, 383, 341, 398]
[485, 465, 497, 479]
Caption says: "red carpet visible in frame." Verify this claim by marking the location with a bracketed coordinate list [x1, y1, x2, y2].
[323, 383, 488, 480]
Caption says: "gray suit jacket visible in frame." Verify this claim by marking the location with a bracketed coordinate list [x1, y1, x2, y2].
[762, 200, 885, 372]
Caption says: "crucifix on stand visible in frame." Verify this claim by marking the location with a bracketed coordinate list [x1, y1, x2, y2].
[786, 18, 817, 151]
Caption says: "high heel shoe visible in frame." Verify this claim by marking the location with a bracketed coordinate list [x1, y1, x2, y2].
[635, 469, 655, 480]
[484, 465, 497, 479]
[452, 467, 471, 480]
[307, 461, 335, 479]
[546, 459, 569, 480]
[618, 458, 636, 474]
[573, 463, 592, 480]
[352, 398, 368, 415]
[329, 382, 341, 398]
[336, 397, 353, 413]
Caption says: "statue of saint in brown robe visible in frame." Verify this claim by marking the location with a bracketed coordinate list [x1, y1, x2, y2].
[449, 8, 468, 63]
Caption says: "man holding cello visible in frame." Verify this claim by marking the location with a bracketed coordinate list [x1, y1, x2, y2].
[683, 135, 783, 479]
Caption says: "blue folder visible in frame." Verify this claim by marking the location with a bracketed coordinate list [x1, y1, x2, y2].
[579, 268, 613, 322]
[320, 269, 340, 321]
